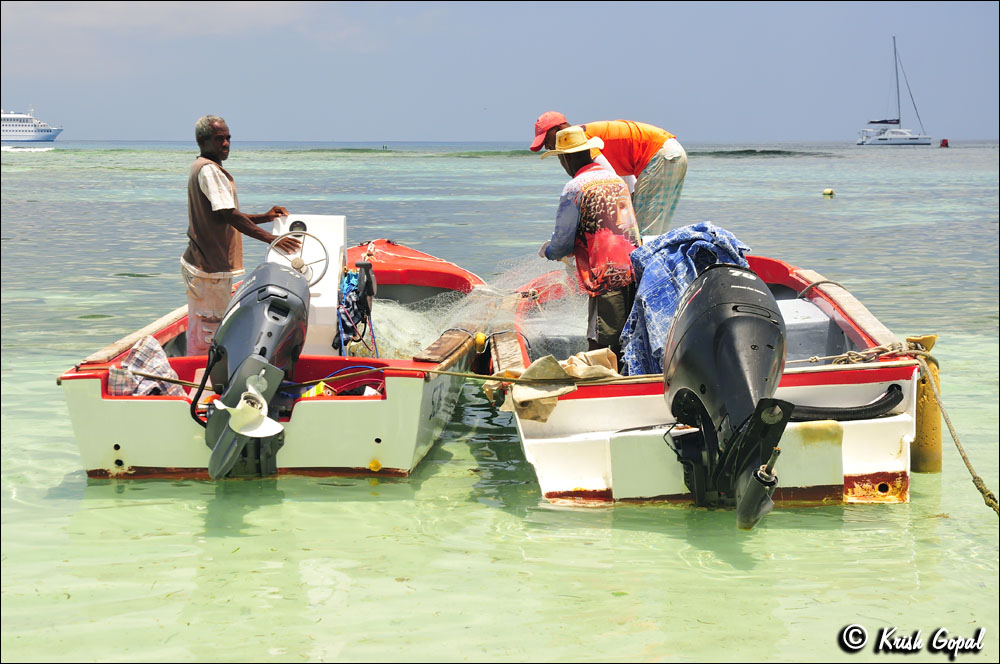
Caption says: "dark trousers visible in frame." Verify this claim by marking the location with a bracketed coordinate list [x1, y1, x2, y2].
[586, 282, 637, 364]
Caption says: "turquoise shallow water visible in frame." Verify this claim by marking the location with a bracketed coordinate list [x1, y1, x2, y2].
[2, 140, 998, 661]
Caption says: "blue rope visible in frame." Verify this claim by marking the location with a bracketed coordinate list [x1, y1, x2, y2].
[279, 364, 382, 398]
[325, 365, 379, 378]
[368, 315, 379, 358]
[336, 304, 347, 356]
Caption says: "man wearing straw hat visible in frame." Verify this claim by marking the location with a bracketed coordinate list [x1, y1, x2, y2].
[539, 126, 641, 362]
[530, 112, 687, 237]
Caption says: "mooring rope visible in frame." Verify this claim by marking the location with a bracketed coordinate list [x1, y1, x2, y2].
[785, 340, 1000, 516]
[279, 366, 664, 389]
[130, 370, 200, 389]
[787, 339, 996, 516]
[914, 355, 999, 516]
[132, 365, 661, 391]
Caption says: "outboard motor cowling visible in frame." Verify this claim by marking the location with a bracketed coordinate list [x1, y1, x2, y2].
[201, 262, 311, 479]
[662, 264, 793, 529]
[208, 263, 310, 391]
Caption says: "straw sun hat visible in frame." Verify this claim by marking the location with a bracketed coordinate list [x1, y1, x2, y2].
[540, 126, 604, 158]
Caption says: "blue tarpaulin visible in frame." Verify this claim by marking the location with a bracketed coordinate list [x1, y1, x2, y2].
[620, 222, 751, 376]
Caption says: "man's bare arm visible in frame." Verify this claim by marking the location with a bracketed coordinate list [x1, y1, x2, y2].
[217, 208, 300, 253]
[247, 206, 290, 225]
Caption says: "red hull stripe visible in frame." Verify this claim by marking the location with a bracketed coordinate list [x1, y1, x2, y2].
[559, 364, 916, 400]
[778, 364, 917, 387]
[546, 484, 847, 505]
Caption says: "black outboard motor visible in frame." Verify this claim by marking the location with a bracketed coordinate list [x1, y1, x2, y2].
[195, 262, 310, 479]
[662, 264, 794, 529]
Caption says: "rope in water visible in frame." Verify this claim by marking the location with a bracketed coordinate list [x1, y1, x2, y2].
[786, 339, 996, 516]
[914, 355, 999, 516]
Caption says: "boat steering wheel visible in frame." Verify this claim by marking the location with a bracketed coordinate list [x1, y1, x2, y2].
[265, 231, 330, 287]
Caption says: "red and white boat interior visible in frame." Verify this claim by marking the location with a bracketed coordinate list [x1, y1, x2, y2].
[503, 255, 919, 507]
[59, 215, 487, 479]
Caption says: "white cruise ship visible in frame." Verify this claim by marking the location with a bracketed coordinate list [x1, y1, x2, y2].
[2, 107, 63, 142]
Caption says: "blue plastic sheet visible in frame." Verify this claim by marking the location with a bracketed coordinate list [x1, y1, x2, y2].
[619, 222, 751, 376]
[334, 271, 362, 352]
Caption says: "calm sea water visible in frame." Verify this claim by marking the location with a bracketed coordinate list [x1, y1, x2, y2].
[2, 140, 998, 662]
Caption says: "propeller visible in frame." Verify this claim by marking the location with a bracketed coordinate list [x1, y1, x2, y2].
[207, 377, 284, 479]
[214, 381, 284, 438]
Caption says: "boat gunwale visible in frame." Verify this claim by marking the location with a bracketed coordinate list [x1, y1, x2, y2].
[507, 254, 912, 384]
[62, 238, 486, 381]
[555, 360, 919, 401]
[745, 255, 899, 350]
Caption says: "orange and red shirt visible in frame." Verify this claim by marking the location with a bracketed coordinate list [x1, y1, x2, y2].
[582, 121, 675, 178]
[544, 162, 641, 295]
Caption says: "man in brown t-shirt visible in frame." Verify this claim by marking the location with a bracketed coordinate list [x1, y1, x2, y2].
[180, 115, 300, 355]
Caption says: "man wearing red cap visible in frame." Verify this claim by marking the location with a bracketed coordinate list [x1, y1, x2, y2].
[530, 112, 687, 237]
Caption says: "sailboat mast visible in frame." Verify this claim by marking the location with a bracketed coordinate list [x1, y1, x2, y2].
[893, 36, 901, 122]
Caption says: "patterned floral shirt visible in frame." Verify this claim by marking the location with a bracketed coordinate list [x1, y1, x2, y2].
[545, 162, 641, 294]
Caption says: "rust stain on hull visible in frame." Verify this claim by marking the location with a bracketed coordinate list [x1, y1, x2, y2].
[618, 493, 694, 504]
[844, 471, 909, 503]
[279, 467, 409, 478]
[544, 489, 613, 504]
[773, 484, 844, 504]
[87, 466, 409, 480]
[88, 467, 212, 480]
[549, 484, 852, 507]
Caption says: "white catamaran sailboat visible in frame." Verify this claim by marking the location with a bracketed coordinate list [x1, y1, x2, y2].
[857, 37, 931, 146]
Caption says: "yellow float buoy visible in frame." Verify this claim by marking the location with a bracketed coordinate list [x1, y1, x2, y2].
[369, 459, 382, 472]
[823, 188, 835, 196]
[908, 334, 942, 473]
[475, 332, 487, 354]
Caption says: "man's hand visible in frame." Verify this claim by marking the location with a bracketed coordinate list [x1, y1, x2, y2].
[538, 241, 550, 259]
[272, 234, 302, 254]
[265, 206, 290, 222]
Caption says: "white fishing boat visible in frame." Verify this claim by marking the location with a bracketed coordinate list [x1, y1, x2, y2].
[59, 214, 493, 480]
[857, 37, 931, 145]
[495, 252, 937, 529]
[1, 107, 63, 142]
[59, 212, 941, 529]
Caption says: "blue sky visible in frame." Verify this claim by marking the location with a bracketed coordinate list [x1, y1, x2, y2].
[2, 1, 997, 142]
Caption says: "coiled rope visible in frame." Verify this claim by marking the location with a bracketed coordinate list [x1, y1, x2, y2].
[785, 340, 939, 367]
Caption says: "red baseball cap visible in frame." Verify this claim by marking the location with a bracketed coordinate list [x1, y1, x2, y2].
[529, 111, 567, 151]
